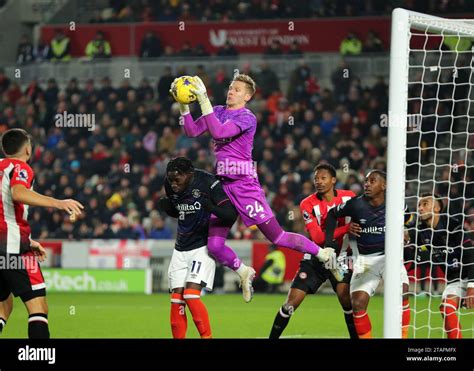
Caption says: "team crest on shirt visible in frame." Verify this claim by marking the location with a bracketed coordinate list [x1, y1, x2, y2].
[299, 272, 307, 280]
[192, 189, 201, 198]
[16, 169, 28, 183]
[303, 210, 313, 224]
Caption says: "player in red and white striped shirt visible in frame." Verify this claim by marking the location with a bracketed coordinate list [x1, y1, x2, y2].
[0, 129, 83, 338]
[269, 163, 358, 338]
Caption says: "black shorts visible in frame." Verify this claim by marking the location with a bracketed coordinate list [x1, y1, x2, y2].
[291, 259, 352, 295]
[0, 252, 46, 302]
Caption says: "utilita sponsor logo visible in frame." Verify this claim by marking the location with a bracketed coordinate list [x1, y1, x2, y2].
[176, 202, 202, 211]
[361, 226, 386, 234]
[18, 346, 56, 364]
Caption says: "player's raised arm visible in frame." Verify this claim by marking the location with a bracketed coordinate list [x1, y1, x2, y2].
[11, 184, 83, 216]
[325, 199, 354, 248]
[170, 78, 208, 137]
[190, 76, 243, 140]
[181, 114, 208, 137]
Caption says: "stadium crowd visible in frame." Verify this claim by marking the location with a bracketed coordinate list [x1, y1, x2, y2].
[90, 0, 473, 23]
[0, 55, 472, 240]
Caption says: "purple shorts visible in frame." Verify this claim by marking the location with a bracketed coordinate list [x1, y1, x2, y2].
[221, 176, 274, 227]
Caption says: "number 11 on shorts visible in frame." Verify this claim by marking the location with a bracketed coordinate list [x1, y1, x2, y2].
[191, 260, 201, 274]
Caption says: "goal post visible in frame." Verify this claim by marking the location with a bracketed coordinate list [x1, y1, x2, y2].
[385, 8, 474, 338]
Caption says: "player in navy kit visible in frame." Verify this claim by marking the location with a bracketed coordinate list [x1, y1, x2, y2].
[158, 157, 238, 338]
[406, 193, 473, 338]
[325, 170, 411, 338]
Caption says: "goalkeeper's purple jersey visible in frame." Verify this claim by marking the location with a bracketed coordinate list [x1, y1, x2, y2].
[212, 105, 258, 180]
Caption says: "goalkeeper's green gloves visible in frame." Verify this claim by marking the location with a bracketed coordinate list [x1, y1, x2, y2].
[190, 76, 213, 116]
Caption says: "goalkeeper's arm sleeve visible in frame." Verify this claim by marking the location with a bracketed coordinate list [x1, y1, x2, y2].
[204, 113, 241, 140]
[182, 113, 208, 137]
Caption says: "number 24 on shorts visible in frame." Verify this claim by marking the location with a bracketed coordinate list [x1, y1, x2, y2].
[246, 201, 264, 218]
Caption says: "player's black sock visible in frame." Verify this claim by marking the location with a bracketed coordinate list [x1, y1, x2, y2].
[0, 317, 6, 333]
[28, 313, 50, 339]
[269, 305, 294, 339]
[343, 309, 358, 339]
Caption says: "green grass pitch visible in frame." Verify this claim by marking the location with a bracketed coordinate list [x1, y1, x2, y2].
[1, 293, 472, 338]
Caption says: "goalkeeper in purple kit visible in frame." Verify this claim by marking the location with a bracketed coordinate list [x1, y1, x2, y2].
[172, 74, 335, 302]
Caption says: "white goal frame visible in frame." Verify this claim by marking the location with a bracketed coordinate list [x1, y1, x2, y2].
[385, 8, 474, 338]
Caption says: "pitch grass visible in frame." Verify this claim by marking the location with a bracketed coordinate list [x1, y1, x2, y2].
[1, 293, 472, 338]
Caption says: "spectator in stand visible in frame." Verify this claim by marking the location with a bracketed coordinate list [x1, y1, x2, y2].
[0, 68, 11, 95]
[331, 59, 353, 103]
[209, 67, 230, 105]
[98, 76, 115, 102]
[177, 41, 194, 57]
[89, 10, 105, 23]
[339, 31, 362, 56]
[257, 62, 279, 98]
[194, 44, 209, 57]
[264, 40, 284, 57]
[49, 30, 71, 62]
[148, 214, 173, 239]
[320, 111, 339, 138]
[217, 40, 239, 57]
[162, 45, 176, 58]
[117, 5, 135, 22]
[140, 31, 162, 58]
[287, 41, 304, 58]
[157, 66, 175, 104]
[178, 3, 196, 21]
[287, 62, 314, 103]
[141, 5, 155, 22]
[44, 78, 59, 108]
[33, 37, 50, 62]
[85, 31, 112, 60]
[137, 78, 154, 101]
[157, 6, 176, 22]
[363, 30, 384, 52]
[16, 34, 34, 65]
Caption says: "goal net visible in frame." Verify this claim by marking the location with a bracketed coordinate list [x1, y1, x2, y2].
[385, 8, 474, 338]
